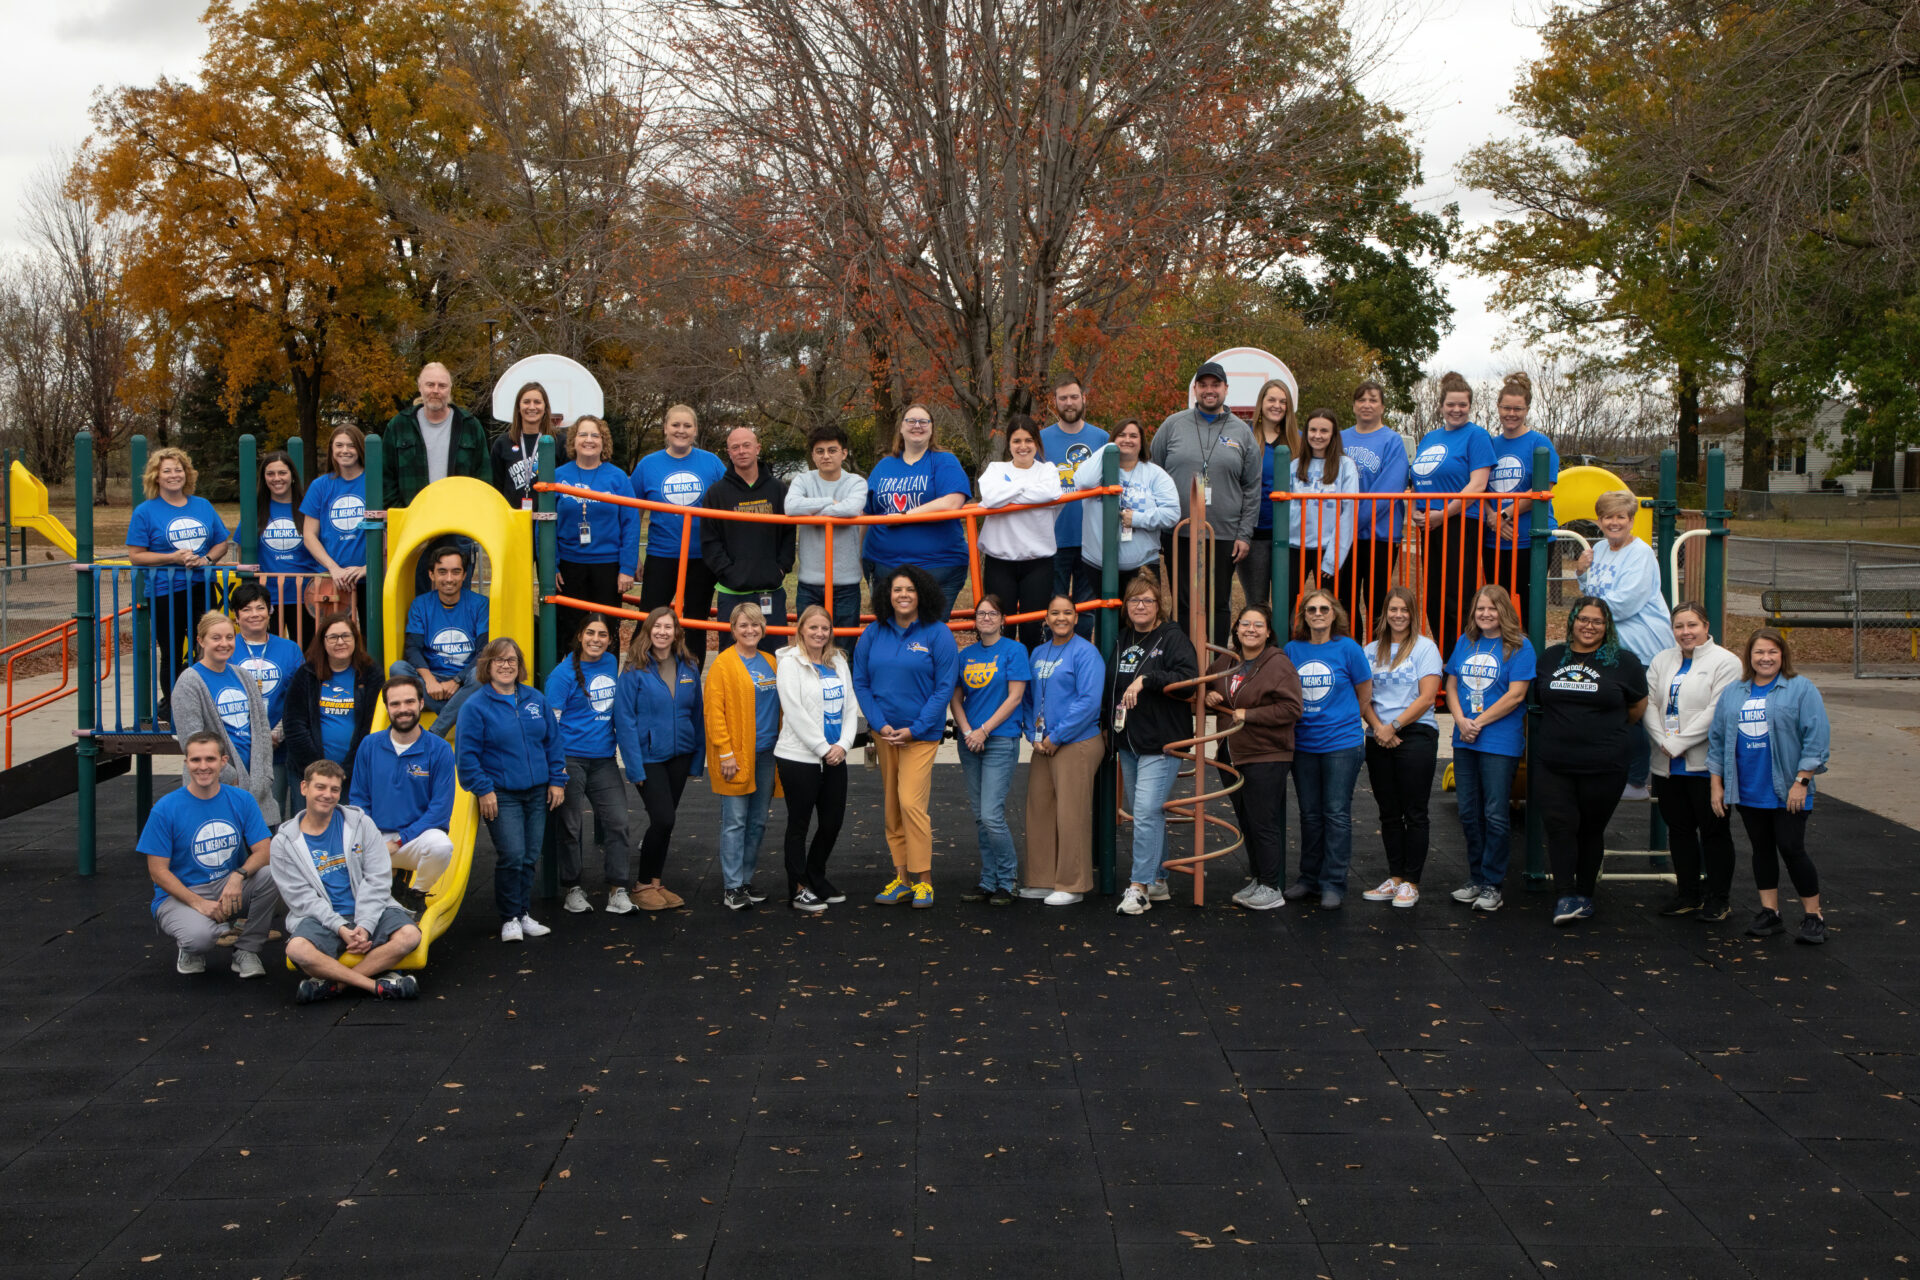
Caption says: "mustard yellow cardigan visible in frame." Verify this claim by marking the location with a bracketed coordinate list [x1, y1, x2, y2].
[703, 646, 783, 797]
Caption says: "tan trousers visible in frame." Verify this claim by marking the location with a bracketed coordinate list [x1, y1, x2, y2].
[874, 739, 939, 874]
[1023, 735, 1103, 893]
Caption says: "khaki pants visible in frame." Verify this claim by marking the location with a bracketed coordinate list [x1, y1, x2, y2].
[873, 739, 939, 874]
[1023, 736, 1103, 894]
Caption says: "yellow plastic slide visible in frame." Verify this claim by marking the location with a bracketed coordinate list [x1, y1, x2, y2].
[8, 459, 79, 559]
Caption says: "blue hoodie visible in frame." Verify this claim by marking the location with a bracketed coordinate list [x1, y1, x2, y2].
[545, 652, 620, 759]
[455, 683, 567, 795]
[851, 616, 960, 741]
[614, 657, 706, 778]
[1027, 634, 1106, 746]
[555, 460, 641, 573]
[348, 729, 456, 842]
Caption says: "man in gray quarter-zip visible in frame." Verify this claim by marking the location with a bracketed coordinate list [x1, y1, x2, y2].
[1150, 361, 1261, 645]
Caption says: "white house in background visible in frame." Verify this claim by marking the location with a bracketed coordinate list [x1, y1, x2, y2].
[1701, 400, 1920, 493]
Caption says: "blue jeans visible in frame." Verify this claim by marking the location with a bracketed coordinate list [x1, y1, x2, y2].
[959, 735, 1020, 890]
[798, 580, 864, 661]
[389, 660, 480, 738]
[487, 785, 548, 922]
[1453, 746, 1521, 888]
[1293, 746, 1365, 894]
[1119, 748, 1182, 886]
[868, 561, 971, 623]
[718, 749, 777, 890]
[1053, 547, 1100, 639]
[1626, 727, 1652, 788]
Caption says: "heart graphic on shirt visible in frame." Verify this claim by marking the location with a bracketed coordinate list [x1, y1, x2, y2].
[889, 493, 912, 513]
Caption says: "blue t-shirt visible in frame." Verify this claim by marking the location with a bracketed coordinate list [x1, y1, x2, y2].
[958, 637, 1032, 738]
[127, 495, 230, 595]
[300, 472, 368, 568]
[817, 664, 845, 742]
[1368, 635, 1443, 731]
[319, 669, 359, 763]
[136, 783, 270, 913]
[1486, 428, 1560, 547]
[302, 807, 356, 917]
[406, 589, 490, 680]
[632, 448, 728, 560]
[745, 652, 780, 752]
[235, 634, 303, 751]
[1445, 634, 1538, 758]
[258, 498, 319, 603]
[197, 661, 253, 762]
[863, 451, 973, 567]
[1042, 423, 1109, 547]
[1666, 657, 1699, 776]
[1342, 426, 1409, 542]
[1283, 636, 1373, 753]
[1410, 424, 1496, 515]
[1736, 678, 1779, 808]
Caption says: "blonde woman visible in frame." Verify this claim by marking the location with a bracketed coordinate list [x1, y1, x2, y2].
[1443, 584, 1537, 913]
[1282, 588, 1376, 909]
[1573, 489, 1671, 798]
[1360, 587, 1443, 908]
[775, 605, 857, 912]
[127, 447, 232, 701]
[706, 601, 783, 911]
[1645, 602, 1743, 920]
[171, 610, 277, 823]
[553, 415, 639, 654]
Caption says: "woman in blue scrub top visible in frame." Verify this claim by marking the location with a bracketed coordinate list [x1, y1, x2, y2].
[1408, 372, 1493, 649]
[1282, 588, 1376, 909]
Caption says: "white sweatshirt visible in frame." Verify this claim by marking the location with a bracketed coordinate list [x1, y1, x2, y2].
[977, 460, 1063, 561]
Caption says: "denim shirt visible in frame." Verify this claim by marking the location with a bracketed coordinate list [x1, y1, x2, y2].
[1706, 674, 1831, 806]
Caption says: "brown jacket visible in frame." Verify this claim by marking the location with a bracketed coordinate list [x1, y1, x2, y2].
[1207, 646, 1304, 763]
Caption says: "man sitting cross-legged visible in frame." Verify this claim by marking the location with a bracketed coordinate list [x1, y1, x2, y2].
[349, 675, 456, 913]
[271, 759, 423, 1004]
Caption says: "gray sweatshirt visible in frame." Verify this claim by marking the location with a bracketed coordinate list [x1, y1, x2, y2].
[269, 803, 400, 937]
[171, 665, 280, 824]
[784, 470, 868, 585]
[1149, 407, 1263, 542]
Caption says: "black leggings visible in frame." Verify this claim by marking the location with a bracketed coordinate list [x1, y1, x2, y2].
[776, 758, 848, 898]
[1535, 764, 1627, 897]
[1366, 723, 1438, 882]
[1656, 773, 1735, 901]
[1228, 756, 1290, 888]
[635, 753, 694, 882]
[1738, 805, 1818, 898]
[982, 554, 1055, 649]
[639, 555, 717, 667]
[557, 559, 625, 656]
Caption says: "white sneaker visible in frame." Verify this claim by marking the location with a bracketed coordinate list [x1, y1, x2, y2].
[563, 886, 592, 913]
[604, 887, 635, 915]
[1116, 886, 1150, 916]
[1148, 879, 1171, 902]
[232, 950, 266, 979]
[1043, 890, 1083, 906]
[1231, 879, 1259, 906]
[501, 918, 525, 943]
[1622, 782, 1652, 801]
[176, 947, 206, 975]
[518, 914, 552, 937]
[1362, 877, 1401, 902]
[1015, 886, 1052, 900]
[1393, 882, 1420, 909]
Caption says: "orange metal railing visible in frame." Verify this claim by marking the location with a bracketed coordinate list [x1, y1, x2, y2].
[3, 605, 132, 768]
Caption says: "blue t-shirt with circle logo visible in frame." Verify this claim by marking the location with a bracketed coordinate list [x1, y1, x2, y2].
[958, 637, 1032, 739]
[632, 448, 729, 560]
[1368, 634, 1443, 731]
[235, 634, 303, 755]
[127, 495, 231, 595]
[300, 472, 367, 568]
[1486, 428, 1560, 547]
[1736, 678, 1780, 809]
[545, 652, 620, 759]
[258, 497, 320, 602]
[1410, 424, 1496, 515]
[196, 661, 253, 763]
[406, 589, 490, 680]
[1445, 634, 1537, 758]
[136, 783, 271, 914]
[1041, 423, 1108, 547]
[1283, 636, 1373, 753]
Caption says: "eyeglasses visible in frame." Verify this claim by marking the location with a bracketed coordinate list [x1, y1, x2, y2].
[902, 417, 932, 426]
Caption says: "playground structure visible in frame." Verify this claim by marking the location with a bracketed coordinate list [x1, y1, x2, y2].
[18, 423, 1729, 956]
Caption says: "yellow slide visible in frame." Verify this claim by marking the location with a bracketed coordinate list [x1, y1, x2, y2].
[371, 478, 535, 969]
[8, 459, 79, 559]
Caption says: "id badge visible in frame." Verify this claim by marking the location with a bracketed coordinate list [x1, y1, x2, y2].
[1470, 689, 1484, 715]
[1202, 483, 1214, 506]
[577, 521, 591, 546]
[1119, 526, 1133, 543]
[759, 594, 774, 614]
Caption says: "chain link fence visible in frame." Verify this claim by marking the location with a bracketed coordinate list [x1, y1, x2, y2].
[1852, 562, 1920, 678]
[0, 556, 78, 651]
[1737, 489, 1920, 525]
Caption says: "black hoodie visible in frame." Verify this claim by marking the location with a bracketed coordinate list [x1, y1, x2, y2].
[1107, 620, 1200, 756]
[701, 467, 794, 591]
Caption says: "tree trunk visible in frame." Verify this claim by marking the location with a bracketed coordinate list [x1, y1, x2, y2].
[1676, 363, 1700, 480]
[1741, 360, 1773, 490]
[1872, 437, 1896, 490]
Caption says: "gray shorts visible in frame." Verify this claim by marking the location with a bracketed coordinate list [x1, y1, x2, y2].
[290, 906, 418, 958]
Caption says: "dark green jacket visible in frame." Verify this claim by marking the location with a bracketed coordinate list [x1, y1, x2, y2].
[381, 404, 491, 509]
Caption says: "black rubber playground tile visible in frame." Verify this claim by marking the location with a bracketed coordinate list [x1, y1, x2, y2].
[1319, 1243, 1545, 1279]
[1483, 1184, 1720, 1248]
[1517, 1245, 1753, 1280]
[1114, 1242, 1327, 1279]
[93, 1193, 335, 1264]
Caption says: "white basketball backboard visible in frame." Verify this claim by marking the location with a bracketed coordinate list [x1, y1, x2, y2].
[492, 354, 606, 430]
[1187, 347, 1298, 423]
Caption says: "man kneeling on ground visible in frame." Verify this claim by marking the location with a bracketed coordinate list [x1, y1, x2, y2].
[272, 759, 422, 1004]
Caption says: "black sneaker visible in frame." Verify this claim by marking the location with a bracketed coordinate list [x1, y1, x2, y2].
[723, 887, 754, 911]
[791, 889, 827, 914]
[1657, 894, 1702, 917]
[296, 978, 345, 1005]
[1281, 881, 1316, 902]
[814, 879, 846, 904]
[395, 884, 430, 916]
[741, 882, 768, 904]
[374, 973, 419, 1000]
[1698, 897, 1731, 922]
[1796, 913, 1828, 946]
[1746, 908, 1785, 937]
[960, 886, 992, 903]
[988, 890, 1014, 907]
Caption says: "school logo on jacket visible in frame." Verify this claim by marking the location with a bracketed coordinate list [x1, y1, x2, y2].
[262, 517, 301, 553]
[167, 516, 209, 551]
[1412, 443, 1449, 478]
[191, 820, 240, 869]
[738, 499, 772, 515]
[406, 761, 434, 779]
[662, 471, 704, 505]
[523, 701, 545, 722]
[328, 494, 365, 533]
[1297, 660, 1334, 709]
[1117, 644, 1144, 675]
[905, 641, 930, 655]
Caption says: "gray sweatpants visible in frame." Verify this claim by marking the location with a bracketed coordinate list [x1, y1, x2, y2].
[155, 874, 281, 956]
[558, 755, 632, 886]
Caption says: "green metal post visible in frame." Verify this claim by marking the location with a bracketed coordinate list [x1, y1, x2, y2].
[74, 433, 98, 875]
[237, 434, 259, 569]
[536, 434, 560, 902]
[1524, 446, 1551, 888]
[1271, 447, 1292, 610]
[288, 435, 306, 484]
[1704, 448, 1728, 636]
[364, 436, 386, 669]
[1648, 448, 1677, 854]
[4, 447, 13, 569]
[1094, 445, 1121, 896]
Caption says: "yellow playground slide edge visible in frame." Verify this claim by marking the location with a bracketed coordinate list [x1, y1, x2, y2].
[8, 459, 79, 559]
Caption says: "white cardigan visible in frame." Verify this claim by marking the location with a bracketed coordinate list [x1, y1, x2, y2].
[1643, 639, 1743, 777]
[773, 646, 858, 764]
[977, 460, 1062, 561]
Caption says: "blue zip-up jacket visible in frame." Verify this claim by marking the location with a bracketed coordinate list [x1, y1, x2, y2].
[614, 657, 706, 779]
[348, 729, 456, 843]
[1027, 634, 1106, 746]
[851, 616, 960, 742]
[455, 683, 567, 795]
[544, 652, 620, 760]
[1706, 674, 1831, 806]
[554, 460, 640, 574]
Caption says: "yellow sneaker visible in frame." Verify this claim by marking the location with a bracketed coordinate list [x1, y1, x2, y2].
[874, 877, 913, 904]
[911, 881, 935, 909]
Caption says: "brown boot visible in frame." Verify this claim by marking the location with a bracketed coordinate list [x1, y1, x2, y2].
[633, 885, 670, 911]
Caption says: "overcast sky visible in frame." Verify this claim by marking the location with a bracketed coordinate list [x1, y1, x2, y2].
[0, 0, 1547, 382]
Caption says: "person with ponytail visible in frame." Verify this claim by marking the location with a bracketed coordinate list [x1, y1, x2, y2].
[1408, 372, 1493, 649]
[546, 615, 635, 916]
[1360, 587, 1443, 908]
[1483, 372, 1560, 633]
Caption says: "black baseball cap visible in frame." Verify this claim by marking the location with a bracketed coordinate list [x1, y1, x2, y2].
[1194, 361, 1228, 384]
